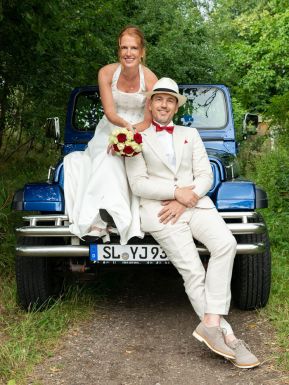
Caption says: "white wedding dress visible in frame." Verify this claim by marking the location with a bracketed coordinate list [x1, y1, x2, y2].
[64, 65, 146, 244]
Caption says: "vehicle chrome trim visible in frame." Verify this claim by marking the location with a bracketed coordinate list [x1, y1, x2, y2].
[16, 222, 265, 237]
[16, 243, 265, 257]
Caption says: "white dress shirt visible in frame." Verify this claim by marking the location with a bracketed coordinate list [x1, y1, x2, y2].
[150, 121, 176, 169]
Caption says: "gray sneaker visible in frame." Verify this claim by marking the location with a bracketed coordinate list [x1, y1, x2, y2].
[227, 339, 260, 368]
[193, 322, 236, 360]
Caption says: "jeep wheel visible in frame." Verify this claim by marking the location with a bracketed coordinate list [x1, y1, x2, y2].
[231, 214, 271, 310]
[15, 237, 66, 311]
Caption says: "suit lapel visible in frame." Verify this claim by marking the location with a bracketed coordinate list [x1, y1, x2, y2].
[173, 126, 186, 173]
[142, 126, 176, 173]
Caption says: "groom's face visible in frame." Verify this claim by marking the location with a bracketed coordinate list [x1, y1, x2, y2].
[149, 93, 178, 125]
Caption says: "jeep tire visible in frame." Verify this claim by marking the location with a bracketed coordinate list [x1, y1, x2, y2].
[231, 214, 271, 310]
[16, 237, 65, 310]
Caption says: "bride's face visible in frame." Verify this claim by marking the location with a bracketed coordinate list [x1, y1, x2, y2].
[119, 34, 143, 68]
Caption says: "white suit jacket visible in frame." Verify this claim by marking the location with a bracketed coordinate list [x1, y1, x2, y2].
[125, 124, 215, 232]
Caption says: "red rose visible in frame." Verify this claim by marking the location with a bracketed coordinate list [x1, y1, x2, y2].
[117, 133, 127, 143]
[113, 144, 120, 152]
[123, 145, 134, 155]
[134, 132, 142, 144]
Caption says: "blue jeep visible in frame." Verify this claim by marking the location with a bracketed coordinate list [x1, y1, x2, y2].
[12, 85, 271, 311]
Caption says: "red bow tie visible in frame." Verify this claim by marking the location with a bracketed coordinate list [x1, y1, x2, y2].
[152, 120, 174, 134]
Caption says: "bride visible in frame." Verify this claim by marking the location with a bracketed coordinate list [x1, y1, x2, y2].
[64, 26, 158, 244]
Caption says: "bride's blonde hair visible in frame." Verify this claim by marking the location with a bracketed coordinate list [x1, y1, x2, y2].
[118, 25, 146, 63]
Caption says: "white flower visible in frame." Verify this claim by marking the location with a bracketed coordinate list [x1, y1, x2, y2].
[127, 131, 133, 140]
[108, 135, 116, 144]
[112, 128, 121, 136]
[117, 143, 125, 150]
[131, 143, 141, 151]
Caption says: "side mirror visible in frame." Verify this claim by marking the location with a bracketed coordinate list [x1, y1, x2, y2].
[242, 113, 259, 137]
[45, 117, 60, 143]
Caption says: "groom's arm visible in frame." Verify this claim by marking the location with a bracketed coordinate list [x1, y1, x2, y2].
[125, 154, 176, 201]
[190, 128, 213, 197]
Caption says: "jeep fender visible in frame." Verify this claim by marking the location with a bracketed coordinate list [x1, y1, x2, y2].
[215, 181, 268, 210]
[12, 183, 64, 212]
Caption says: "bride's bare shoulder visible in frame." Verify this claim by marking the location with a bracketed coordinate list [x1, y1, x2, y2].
[98, 63, 119, 81]
[142, 65, 158, 90]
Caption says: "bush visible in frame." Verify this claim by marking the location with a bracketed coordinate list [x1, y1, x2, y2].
[251, 146, 289, 212]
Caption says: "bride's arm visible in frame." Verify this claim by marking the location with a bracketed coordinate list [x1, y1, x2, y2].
[133, 68, 158, 132]
[98, 64, 133, 129]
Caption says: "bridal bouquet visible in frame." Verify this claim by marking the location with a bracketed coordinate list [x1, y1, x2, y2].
[108, 127, 143, 157]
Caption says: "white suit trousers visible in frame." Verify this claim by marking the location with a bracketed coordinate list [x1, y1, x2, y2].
[151, 207, 237, 335]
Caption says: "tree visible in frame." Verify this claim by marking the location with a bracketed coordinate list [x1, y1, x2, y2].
[210, 0, 289, 113]
[0, 0, 126, 153]
[0, 0, 219, 155]
[126, 0, 219, 83]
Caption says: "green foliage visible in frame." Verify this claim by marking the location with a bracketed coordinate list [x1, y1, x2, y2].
[238, 138, 289, 369]
[0, 276, 96, 384]
[239, 137, 289, 212]
[0, 148, 58, 273]
[250, 146, 289, 212]
[132, 0, 219, 82]
[0, 0, 219, 157]
[211, 1, 289, 112]
[231, 97, 246, 141]
[262, 210, 289, 368]
[0, 150, 97, 383]
[266, 91, 289, 146]
[0, 0, 126, 152]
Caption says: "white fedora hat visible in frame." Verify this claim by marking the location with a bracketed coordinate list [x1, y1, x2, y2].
[144, 77, 187, 107]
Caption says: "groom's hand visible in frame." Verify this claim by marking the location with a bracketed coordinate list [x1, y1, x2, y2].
[174, 186, 200, 208]
[158, 200, 186, 224]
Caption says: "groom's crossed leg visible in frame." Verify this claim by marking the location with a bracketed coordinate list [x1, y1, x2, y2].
[151, 207, 236, 321]
[151, 206, 237, 360]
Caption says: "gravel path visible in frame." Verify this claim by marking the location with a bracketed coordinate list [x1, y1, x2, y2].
[29, 267, 288, 385]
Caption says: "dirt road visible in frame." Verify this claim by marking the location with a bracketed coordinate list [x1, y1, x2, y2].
[29, 267, 288, 385]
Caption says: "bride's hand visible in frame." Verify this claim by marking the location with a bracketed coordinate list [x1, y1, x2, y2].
[126, 123, 136, 132]
[107, 144, 116, 155]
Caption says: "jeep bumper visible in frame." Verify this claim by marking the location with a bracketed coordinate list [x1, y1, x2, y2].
[16, 212, 266, 258]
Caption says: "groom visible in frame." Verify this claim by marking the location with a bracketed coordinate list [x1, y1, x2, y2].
[125, 78, 260, 368]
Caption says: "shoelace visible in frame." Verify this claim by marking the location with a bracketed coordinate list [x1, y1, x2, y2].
[230, 339, 252, 352]
[237, 339, 252, 351]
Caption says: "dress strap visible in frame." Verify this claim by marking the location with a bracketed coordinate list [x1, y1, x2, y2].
[111, 65, 121, 89]
[139, 64, 146, 91]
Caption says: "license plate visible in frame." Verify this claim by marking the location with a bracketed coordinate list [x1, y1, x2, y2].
[90, 244, 168, 263]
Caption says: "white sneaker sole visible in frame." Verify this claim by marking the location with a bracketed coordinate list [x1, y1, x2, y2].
[193, 330, 236, 360]
[229, 359, 260, 369]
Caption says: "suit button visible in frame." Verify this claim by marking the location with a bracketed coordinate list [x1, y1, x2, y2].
[174, 177, 178, 181]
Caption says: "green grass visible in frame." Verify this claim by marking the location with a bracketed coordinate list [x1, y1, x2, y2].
[0, 276, 96, 385]
[0, 147, 100, 384]
[240, 138, 289, 370]
[0, 147, 97, 384]
[261, 211, 289, 369]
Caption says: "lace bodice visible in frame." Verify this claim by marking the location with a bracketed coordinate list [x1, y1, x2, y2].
[87, 64, 147, 158]
[111, 64, 147, 124]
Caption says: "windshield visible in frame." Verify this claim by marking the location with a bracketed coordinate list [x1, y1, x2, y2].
[73, 91, 103, 131]
[175, 86, 227, 129]
[72, 86, 227, 132]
